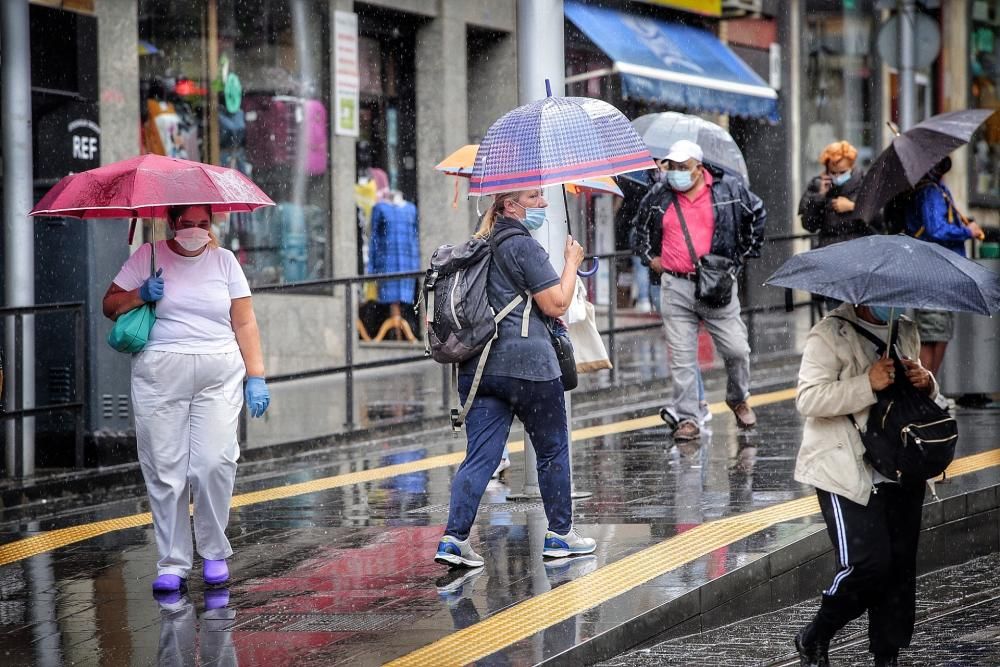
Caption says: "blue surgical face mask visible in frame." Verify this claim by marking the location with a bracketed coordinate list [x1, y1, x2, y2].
[869, 305, 901, 323]
[513, 201, 547, 231]
[666, 170, 693, 191]
[832, 171, 851, 187]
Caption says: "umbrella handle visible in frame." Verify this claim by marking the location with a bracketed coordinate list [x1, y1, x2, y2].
[128, 217, 137, 245]
[577, 257, 599, 277]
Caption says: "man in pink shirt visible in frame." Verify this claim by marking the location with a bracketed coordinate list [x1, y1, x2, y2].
[631, 140, 767, 441]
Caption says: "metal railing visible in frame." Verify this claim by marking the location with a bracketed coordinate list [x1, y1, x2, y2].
[243, 233, 818, 438]
[0, 301, 86, 476]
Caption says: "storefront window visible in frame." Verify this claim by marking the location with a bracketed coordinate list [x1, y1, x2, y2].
[970, 0, 1000, 206]
[138, 0, 332, 285]
[801, 3, 879, 180]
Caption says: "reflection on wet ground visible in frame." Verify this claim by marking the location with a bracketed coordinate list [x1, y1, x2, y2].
[1, 375, 999, 665]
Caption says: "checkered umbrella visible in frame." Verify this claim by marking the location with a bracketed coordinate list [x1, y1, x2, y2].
[469, 96, 654, 196]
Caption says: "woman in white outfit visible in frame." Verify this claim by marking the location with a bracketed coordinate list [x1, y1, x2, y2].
[103, 205, 270, 593]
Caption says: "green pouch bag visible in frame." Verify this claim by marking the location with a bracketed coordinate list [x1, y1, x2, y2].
[108, 242, 157, 353]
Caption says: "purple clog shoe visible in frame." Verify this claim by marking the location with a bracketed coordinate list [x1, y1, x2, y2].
[203, 559, 229, 585]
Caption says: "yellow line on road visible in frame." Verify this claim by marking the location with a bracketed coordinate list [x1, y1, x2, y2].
[387, 447, 1000, 667]
[0, 388, 796, 567]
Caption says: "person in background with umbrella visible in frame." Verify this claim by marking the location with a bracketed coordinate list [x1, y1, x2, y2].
[793, 302, 936, 667]
[434, 190, 596, 569]
[631, 140, 766, 442]
[799, 140, 880, 248]
[902, 157, 985, 377]
[102, 204, 271, 594]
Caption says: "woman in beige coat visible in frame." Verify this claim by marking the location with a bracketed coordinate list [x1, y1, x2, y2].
[793, 302, 936, 667]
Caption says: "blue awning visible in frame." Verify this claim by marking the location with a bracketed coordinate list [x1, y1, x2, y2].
[565, 0, 779, 121]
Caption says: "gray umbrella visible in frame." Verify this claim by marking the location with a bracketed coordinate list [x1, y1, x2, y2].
[765, 235, 1000, 314]
[854, 109, 994, 223]
[630, 111, 750, 185]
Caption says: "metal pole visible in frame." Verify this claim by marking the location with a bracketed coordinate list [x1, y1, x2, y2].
[898, 0, 916, 131]
[74, 309, 85, 468]
[344, 283, 355, 429]
[3, 0, 36, 478]
[511, 0, 589, 501]
[607, 255, 618, 384]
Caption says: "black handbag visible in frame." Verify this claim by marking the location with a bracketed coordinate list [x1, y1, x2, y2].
[673, 199, 736, 308]
[833, 316, 957, 481]
[550, 318, 578, 391]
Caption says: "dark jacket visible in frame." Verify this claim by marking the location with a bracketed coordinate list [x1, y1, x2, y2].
[798, 168, 879, 247]
[630, 163, 766, 285]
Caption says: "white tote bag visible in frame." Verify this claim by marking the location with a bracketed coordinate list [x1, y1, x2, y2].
[567, 280, 612, 373]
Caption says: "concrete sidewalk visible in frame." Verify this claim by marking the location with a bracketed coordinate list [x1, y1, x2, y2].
[1, 333, 998, 665]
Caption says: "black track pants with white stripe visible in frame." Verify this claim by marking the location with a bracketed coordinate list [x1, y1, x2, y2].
[809, 481, 926, 656]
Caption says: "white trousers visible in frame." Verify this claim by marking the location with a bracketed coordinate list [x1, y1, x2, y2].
[132, 350, 244, 577]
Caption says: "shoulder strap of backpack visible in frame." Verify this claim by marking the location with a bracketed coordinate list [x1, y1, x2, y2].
[451, 292, 526, 431]
[829, 315, 891, 356]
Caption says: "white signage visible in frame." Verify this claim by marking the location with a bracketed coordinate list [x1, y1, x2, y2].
[333, 11, 360, 137]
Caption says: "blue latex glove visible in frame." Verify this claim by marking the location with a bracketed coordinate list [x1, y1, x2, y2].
[139, 268, 164, 302]
[245, 377, 270, 418]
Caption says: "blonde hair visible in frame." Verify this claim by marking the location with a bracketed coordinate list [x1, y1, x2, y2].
[474, 192, 521, 239]
[167, 204, 221, 249]
[819, 140, 858, 168]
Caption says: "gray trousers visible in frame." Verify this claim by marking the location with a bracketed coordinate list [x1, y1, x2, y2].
[659, 275, 751, 423]
[132, 350, 244, 577]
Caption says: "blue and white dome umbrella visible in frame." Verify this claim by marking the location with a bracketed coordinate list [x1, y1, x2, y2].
[469, 90, 655, 275]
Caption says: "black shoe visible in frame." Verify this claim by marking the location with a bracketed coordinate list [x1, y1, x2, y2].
[873, 655, 898, 667]
[794, 627, 830, 667]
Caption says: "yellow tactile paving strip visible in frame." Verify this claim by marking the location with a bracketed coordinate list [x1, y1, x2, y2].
[387, 446, 1000, 667]
[0, 388, 794, 567]
[387, 497, 823, 667]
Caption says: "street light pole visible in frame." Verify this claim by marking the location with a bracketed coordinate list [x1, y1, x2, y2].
[2, 0, 36, 477]
[898, 0, 916, 131]
[511, 0, 589, 500]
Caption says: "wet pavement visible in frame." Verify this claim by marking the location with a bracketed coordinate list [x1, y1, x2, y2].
[603, 551, 1000, 667]
[1, 308, 998, 665]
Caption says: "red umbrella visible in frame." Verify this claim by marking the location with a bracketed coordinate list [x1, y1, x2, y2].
[30, 154, 274, 220]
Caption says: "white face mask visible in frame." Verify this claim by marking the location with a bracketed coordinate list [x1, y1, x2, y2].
[173, 227, 211, 252]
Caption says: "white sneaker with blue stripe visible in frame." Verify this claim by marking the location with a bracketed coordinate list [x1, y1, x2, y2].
[543, 527, 596, 558]
[434, 535, 485, 568]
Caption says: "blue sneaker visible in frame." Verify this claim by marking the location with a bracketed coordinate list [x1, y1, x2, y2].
[434, 535, 485, 568]
[543, 528, 596, 558]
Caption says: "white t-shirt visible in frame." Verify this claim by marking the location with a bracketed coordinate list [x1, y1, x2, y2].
[113, 241, 252, 354]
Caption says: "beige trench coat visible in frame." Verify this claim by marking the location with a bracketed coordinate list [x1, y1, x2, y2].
[794, 303, 938, 506]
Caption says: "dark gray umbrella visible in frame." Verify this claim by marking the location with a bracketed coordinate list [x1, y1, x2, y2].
[627, 112, 749, 185]
[854, 109, 994, 223]
[765, 235, 1000, 314]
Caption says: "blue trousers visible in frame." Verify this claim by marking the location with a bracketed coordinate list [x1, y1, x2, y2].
[445, 375, 573, 540]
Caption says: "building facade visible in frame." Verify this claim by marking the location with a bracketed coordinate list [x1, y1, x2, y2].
[2, 0, 995, 470]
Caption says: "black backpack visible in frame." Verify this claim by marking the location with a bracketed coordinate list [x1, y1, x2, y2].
[423, 225, 530, 429]
[833, 316, 957, 481]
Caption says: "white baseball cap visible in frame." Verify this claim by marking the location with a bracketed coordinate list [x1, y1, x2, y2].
[663, 139, 704, 164]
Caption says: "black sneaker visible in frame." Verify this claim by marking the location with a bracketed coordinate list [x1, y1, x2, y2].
[794, 627, 830, 667]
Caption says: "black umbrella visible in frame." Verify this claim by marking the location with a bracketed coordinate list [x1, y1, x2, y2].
[765, 235, 1000, 314]
[854, 109, 995, 223]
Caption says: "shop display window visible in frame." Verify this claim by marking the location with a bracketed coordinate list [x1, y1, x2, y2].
[138, 0, 332, 285]
[801, 4, 879, 178]
[970, 0, 1000, 207]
